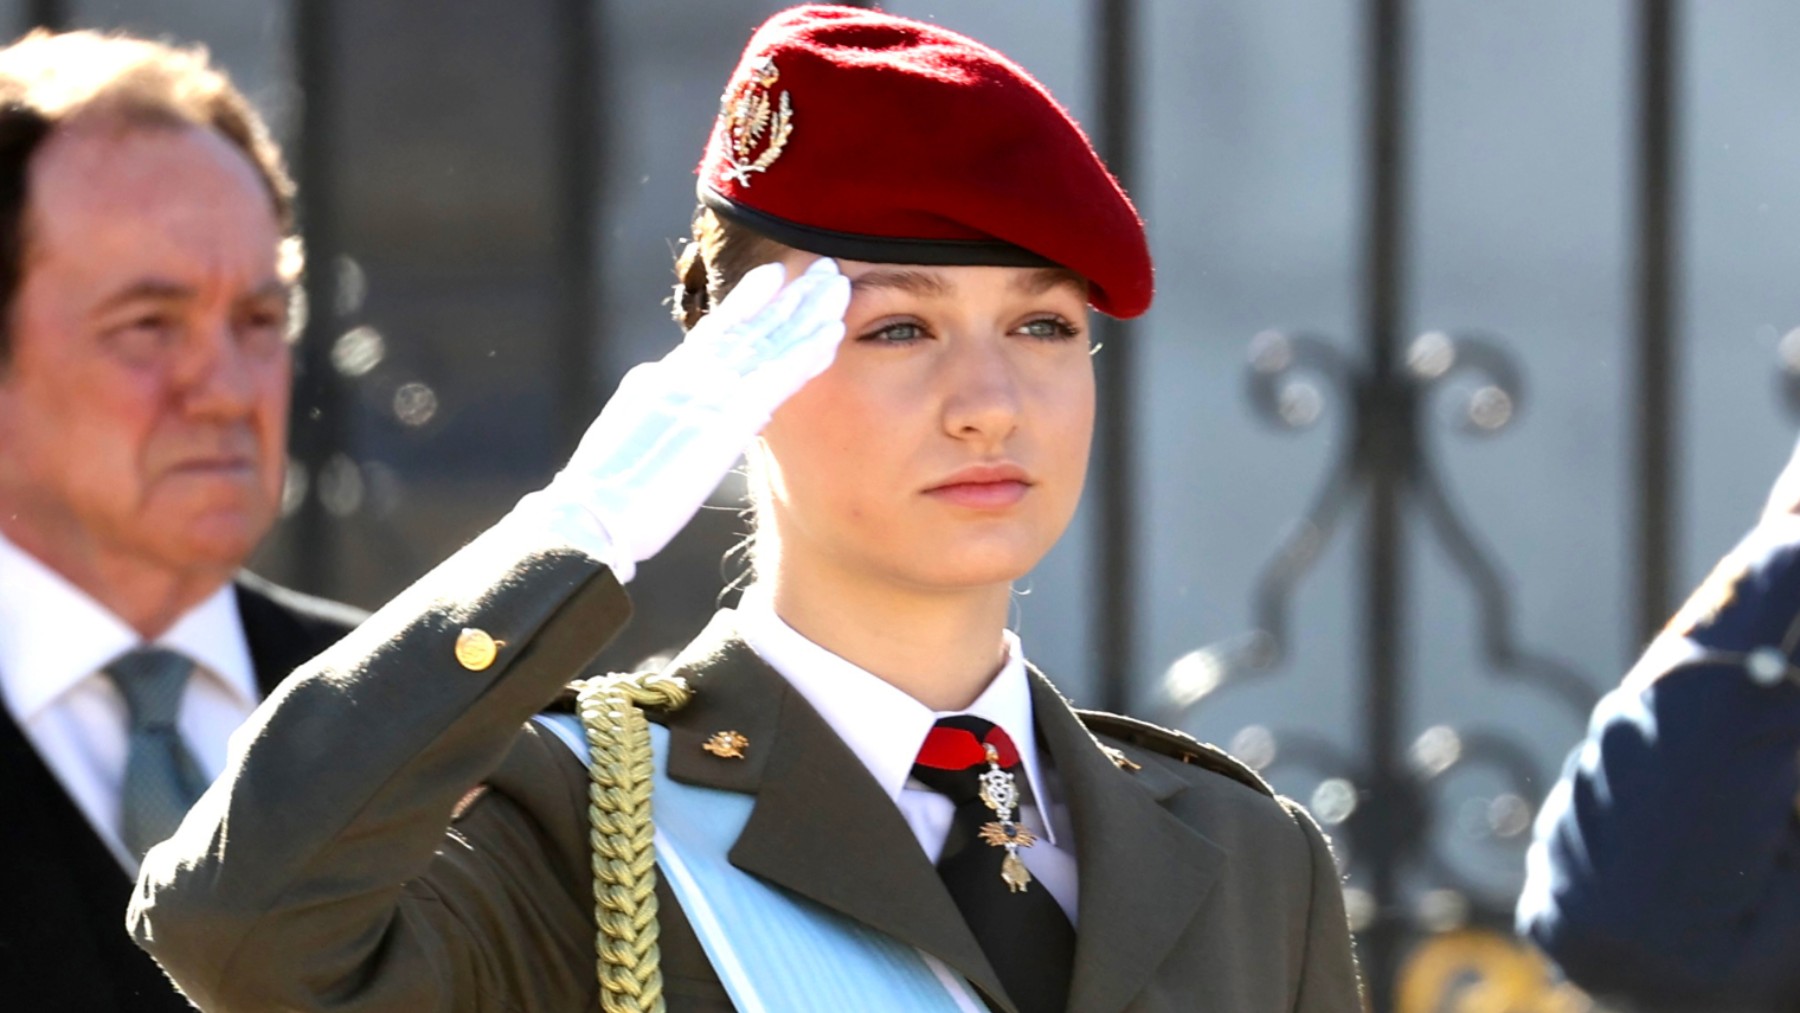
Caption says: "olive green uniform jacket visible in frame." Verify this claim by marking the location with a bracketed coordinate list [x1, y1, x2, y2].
[130, 524, 1362, 1012]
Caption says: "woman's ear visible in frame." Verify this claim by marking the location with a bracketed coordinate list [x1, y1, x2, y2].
[742, 437, 772, 502]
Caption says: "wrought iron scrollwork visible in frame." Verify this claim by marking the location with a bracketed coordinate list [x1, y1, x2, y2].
[1162, 325, 1599, 957]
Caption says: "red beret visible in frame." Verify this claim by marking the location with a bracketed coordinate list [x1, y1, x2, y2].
[697, 5, 1154, 319]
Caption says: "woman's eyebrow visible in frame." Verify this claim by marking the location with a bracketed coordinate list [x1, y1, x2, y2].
[849, 268, 952, 298]
[1011, 267, 1086, 295]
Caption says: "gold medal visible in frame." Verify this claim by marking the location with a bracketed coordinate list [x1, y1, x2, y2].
[973, 743, 1035, 892]
[977, 821, 1038, 849]
[1000, 853, 1033, 894]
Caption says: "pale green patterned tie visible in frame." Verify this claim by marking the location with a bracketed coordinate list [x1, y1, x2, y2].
[104, 648, 210, 861]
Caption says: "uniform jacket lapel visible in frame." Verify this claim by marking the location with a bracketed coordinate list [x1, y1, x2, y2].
[1030, 671, 1229, 1013]
[658, 612, 1016, 1011]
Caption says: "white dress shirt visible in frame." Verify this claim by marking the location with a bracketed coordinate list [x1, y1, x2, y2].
[735, 587, 1081, 922]
[0, 531, 258, 875]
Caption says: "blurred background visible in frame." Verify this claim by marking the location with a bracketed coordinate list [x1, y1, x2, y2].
[14, 0, 1798, 1008]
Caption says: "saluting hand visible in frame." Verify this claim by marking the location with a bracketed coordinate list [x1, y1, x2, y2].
[530, 258, 850, 581]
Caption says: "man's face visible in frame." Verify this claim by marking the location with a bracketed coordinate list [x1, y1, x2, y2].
[0, 122, 292, 585]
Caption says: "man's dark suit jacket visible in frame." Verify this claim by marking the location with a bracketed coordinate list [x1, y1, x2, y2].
[130, 523, 1362, 1012]
[1520, 516, 1800, 1011]
[0, 573, 361, 1012]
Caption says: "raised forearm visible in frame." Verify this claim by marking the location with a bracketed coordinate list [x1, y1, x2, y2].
[129, 518, 629, 1011]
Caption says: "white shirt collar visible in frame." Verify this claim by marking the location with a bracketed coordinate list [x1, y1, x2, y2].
[0, 530, 258, 721]
[734, 586, 1056, 844]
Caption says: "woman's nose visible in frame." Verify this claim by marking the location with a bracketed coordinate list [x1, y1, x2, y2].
[941, 336, 1022, 442]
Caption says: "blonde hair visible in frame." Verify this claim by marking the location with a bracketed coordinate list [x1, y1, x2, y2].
[671, 205, 787, 330]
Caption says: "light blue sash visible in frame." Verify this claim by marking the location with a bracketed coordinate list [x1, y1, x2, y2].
[535, 714, 984, 1013]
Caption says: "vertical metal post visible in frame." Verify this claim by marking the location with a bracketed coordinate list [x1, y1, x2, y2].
[1360, 0, 1411, 1005]
[1633, 0, 1680, 646]
[288, 0, 344, 594]
[22, 0, 64, 31]
[554, 0, 604, 449]
[1092, 0, 1140, 715]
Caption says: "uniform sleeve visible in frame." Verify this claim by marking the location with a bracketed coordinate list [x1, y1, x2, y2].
[1518, 518, 1800, 1009]
[1284, 799, 1364, 1012]
[127, 518, 631, 1013]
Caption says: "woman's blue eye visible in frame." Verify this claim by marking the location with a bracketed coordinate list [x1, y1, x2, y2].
[1018, 317, 1080, 340]
[864, 321, 926, 343]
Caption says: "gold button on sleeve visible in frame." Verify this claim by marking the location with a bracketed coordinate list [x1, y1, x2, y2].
[455, 627, 501, 671]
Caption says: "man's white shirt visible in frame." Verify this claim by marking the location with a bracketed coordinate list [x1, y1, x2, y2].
[0, 531, 257, 874]
[735, 586, 1081, 923]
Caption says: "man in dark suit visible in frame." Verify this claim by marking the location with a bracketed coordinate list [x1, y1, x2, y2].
[0, 30, 361, 1011]
[1518, 438, 1800, 1011]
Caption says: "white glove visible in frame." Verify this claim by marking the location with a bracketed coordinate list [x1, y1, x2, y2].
[517, 257, 850, 582]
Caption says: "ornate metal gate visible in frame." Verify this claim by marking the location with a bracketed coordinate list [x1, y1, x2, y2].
[19, 1, 1778, 1009]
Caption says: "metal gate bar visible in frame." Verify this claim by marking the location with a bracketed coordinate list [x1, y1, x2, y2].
[289, 0, 345, 594]
[1632, 0, 1681, 647]
[1093, 0, 1142, 716]
[1357, 0, 1410, 1004]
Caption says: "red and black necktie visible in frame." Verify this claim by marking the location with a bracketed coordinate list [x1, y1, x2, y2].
[911, 714, 1075, 1013]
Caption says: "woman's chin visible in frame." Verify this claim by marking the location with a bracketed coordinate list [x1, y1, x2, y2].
[888, 548, 1047, 592]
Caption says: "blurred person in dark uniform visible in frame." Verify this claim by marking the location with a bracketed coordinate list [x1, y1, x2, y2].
[129, 6, 1361, 1012]
[0, 30, 361, 1012]
[1519, 438, 1800, 1011]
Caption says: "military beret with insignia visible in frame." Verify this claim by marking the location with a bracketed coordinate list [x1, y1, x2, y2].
[698, 4, 1155, 319]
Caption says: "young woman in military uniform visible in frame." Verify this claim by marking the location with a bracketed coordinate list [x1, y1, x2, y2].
[130, 7, 1361, 1012]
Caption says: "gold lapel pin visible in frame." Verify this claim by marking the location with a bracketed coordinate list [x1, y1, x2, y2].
[702, 730, 750, 759]
[1103, 746, 1143, 772]
[454, 627, 505, 672]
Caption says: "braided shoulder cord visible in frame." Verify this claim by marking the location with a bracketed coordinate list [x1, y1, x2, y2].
[572, 673, 695, 1013]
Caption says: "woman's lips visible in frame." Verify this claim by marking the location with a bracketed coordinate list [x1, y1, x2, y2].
[924, 464, 1033, 509]
[925, 479, 1030, 509]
